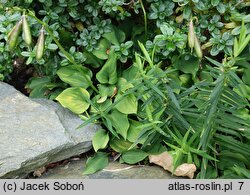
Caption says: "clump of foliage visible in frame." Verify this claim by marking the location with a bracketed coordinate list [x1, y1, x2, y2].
[0, 0, 250, 178]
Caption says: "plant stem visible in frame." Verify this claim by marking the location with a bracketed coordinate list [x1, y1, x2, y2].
[139, 0, 147, 41]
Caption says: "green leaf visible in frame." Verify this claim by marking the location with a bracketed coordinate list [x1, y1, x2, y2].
[174, 54, 199, 77]
[237, 34, 250, 56]
[166, 85, 181, 110]
[96, 49, 118, 84]
[92, 129, 109, 152]
[83, 152, 108, 175]
[233, 37, 239, 57]
[26, 77, 51, 89]
[26, 77, 54, 98]
[92, 38, 111, 60]
[102, 25, 125, 45]
[29, 86, 48, 98]
[56, 87, 90, 114]
[108, 109, 129, 139]
[47, 43, 58, 50]
[232, 165, 250, 178]
[138, 41, 153, 67]
[216, 3, 226, 14]
[83, 51, 103, 68]
[109, 138, 132, 153]
[98, 84, 116, 98]
[115, 94, 138, 114]
[57, 65, 92, 88]
[211, 0, 219, 6]
[121, 149, 148, 164]
[242, 68, 250, 85]
[127, 120, 145, 143]
[215, 135, 250, 157]
[117, 77, 134, 93]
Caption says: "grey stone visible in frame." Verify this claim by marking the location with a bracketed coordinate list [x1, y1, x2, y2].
[39, 158, 177, 179]
[0, 82, 98, 178]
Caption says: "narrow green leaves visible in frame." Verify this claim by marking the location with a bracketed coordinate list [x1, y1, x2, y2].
[233, 21, 250, 57]
[83, 152, 108, 175]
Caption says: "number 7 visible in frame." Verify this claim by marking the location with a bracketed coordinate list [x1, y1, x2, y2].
[238, 182, 244, 190]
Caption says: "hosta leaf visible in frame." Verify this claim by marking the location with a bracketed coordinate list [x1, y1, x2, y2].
[57, 65, 92, 88]
[127, 120, 145, 143]
[93, 129, 109, 152]
[115, 94, 138, 114]
[83, 152, 108, 175]
[92, 38, 110, 60]
[121, 149, 148, 164]
[174, 54, 199, 77]
[56, 87, 90, 114]
[108, 109, 129, 139]
[83, 51, 103, 68]
[109, 138, 133, 153]
[96, 50, 117, 84]
[102, 25, 125, 45]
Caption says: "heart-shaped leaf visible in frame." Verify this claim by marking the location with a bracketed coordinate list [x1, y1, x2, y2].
[92, 38, 111, 60]
[57, 65, 92, 88]
[102, 25, 125, 45]
[56, 87, 90, 114]
[115, 94, 138, 114]
[174, 54, 199, 77]
[108, 109, 129, 139]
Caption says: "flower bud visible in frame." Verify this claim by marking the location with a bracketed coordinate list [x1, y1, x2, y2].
[22, 14, 32, 45]
[194, 35, 203, 59]
[8, 19, 23, 51]
[36, 27, 45, 60]
[188, 19, 195, 50]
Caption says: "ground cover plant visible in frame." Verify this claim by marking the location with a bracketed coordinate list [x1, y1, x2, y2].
[0, 0, 250, 178]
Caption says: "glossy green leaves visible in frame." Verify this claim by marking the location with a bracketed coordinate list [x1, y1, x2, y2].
[96, 49, 117, 84]
[57, 65, 93, 88]
[83, 152, 108, 175]
[92, 38, 110, 60]
[56, 87, 90, 114]
[121, 149, 148, 164]
[115, 94, 138, 114]
[93, 129, 109, 152]
[108, 109, 129, 139]
[174, 54, 199, 77]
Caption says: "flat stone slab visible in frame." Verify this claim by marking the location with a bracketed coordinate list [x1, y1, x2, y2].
[0, 82, 98, 178]
[40, 158, 176, 179]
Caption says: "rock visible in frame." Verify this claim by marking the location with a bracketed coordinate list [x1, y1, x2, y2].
[0, 82, 98, 178]
[39, 157, 177, 179]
